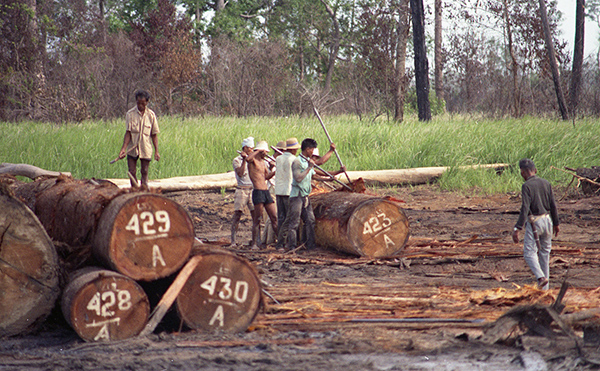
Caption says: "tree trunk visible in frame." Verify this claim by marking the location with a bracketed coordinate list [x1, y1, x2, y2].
[539, 0, 569, 120]
[311, 192, 410, 258]
[394, 0, 411, 122]
[176, 246, 262, 333]
[503, 0, 521, 117]
[0, 163, 71, 179]
[434, 0, 445, 104]
[0, 192, 60, 337]
[216, 0, 225, 12]
[93, 192, 195, 281]
[410, 0, 431, 121]
[570, 0, 585, 116]
[320, 0, 340, 92]
[61, 267, 150, 342]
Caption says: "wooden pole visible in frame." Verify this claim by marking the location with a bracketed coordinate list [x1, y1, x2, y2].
[139, 255, 203, 336]
[312, 106, 352, 183]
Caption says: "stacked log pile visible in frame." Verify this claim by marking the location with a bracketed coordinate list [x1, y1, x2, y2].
[0, 175, 262, 341]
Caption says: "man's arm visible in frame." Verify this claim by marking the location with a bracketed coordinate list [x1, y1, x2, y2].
[118, 131, 132, 159]
[151, 134, 160, 161]
[313, 166, 346, 181]
[292, 159, 314, 183]
[315, 143, 336, 166]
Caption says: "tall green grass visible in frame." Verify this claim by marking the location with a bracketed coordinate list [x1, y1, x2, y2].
[1, 114, 598, 193]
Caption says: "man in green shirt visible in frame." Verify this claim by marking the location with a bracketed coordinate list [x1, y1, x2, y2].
[285, 138, 345, 250]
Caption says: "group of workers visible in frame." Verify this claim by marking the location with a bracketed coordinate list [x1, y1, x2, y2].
[116, 90, 560, 290]
[231, 136, 345, 250]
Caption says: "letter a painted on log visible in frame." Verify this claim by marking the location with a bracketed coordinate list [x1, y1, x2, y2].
[209, 305, 225, 327]
[94, 324, 110, 341]
[384, 234, 395, 248]
[152, 245, 167, 267]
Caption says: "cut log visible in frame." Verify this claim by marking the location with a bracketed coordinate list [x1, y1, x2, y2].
[61, 267, 150, 342]
[93, 193, 194, 281]
[311, 192, 409, 258]
[176, 247, 262, 333]
[105, 163, 510, 191]
[0, 193, 60, 337]
[0, 163, 71, 179]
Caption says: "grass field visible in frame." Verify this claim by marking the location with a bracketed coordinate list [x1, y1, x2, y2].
[1, 114, 598, 193]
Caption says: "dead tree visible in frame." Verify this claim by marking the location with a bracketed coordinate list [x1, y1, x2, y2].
[311, 192, 410, 258]
[570, 0, 585, 116]
[410, 0, 431, 121]
[539, 0, 569, 120]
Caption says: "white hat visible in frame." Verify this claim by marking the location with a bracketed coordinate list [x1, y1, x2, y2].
[242, 137, 254, 148]
[255, 141, 269, 152]
[312, 148, 320, 157]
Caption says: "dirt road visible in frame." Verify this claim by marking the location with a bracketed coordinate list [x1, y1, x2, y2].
[1, 185, 599, 370]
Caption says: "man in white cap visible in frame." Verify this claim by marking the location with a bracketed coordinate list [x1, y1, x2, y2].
[245, 140, 277, 249]
[274, 137, 301, 248]
[230, 136, 255, 246]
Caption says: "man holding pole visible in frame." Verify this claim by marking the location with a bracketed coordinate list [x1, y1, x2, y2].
[245, 141, 278, 250]
[285, 138, 345, 250]
[512, 159, 560, 290]
[230, 137, 255, 247]
[274, 138, 300, 248]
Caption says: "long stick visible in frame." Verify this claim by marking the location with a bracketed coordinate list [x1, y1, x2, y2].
[271, 146, 353, 191]
[312, 106, 352, 183]
[139, 255, 203, 336]
[237, 150, 276, 164]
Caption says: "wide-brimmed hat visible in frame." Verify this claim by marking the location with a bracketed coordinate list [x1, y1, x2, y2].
[311, 148, 320, 157]
[285, 137, 301, 150]
[275, 141, 286, 150]
[255, 140, 269, 152]
[242, 136, 255, 148]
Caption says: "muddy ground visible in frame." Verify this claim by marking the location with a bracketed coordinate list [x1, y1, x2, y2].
[1, 184, 600, 370]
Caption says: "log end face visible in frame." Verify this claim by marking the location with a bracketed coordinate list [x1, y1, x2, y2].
[95, 193, 194, 281]
[176, 252, 262, 333]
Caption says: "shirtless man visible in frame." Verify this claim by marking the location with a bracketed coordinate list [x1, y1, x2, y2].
[245, 140, 278, 249]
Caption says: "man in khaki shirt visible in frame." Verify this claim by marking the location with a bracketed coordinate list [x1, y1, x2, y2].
[118, 90, 160, 189]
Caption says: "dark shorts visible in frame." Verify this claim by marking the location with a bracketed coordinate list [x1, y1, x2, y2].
[252, 189, 274, 205]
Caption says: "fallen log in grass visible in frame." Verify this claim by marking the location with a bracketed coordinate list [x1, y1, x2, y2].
[105, 163, 511, 191]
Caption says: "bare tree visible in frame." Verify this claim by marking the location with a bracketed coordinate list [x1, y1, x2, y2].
[320, 0, 341, 92]
[502, 0, 521, 116]
[539, 0, 568, 120]
[410, 0, 431, 121]
[394, 0, 411, 121]
[570, 0, 585, 116]
[434, 0, 445, 104]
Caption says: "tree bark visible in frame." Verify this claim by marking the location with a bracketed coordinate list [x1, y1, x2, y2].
[61, 267, 150, 342]
[503, 0, 520, 117]
[434, 0, 445, 104]
[0, 163, 71, 179]
[176, 246, 262, 333]
[410, 0, 431, 121]
[570, 0, 585, 116]
[0, 192, 60, 337]
[394, 0, 411, 122]
[539, 0, 569, 120]
[311, 192, 410, 258]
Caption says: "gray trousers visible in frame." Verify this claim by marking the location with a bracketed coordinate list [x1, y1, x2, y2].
[286, 196, 315, 249]
[523, 214, 553, 281]
[276, 195, 290, 247]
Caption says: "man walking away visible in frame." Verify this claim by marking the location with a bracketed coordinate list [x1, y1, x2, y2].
[512, 158, 560, 290]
